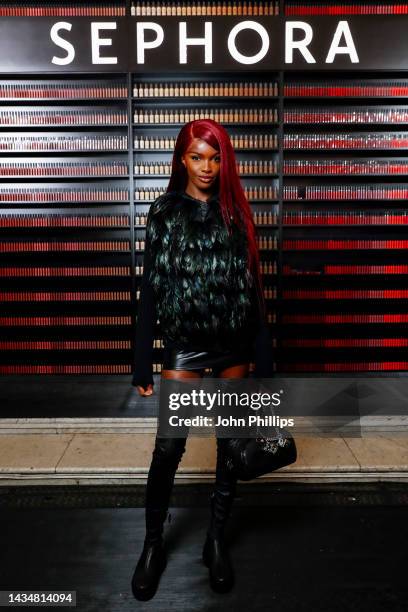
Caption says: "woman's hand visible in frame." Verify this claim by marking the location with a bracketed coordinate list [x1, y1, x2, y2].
[136, 384, 154, 397]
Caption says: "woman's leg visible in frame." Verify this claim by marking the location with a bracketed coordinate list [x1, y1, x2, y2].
[132, 368, 203, 601]
[146, 368, 204, 532]
[202, 361, 250, 593]
[210, 362, 249, 537]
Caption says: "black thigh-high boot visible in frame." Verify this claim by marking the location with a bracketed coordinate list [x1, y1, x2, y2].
[131, 436, 187, 601]
[202, 437, 237, 593]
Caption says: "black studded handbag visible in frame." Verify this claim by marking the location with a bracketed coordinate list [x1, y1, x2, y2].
[225, 422, 297, 482]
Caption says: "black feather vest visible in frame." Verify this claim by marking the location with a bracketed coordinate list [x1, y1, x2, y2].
[147, 190, 259, 351]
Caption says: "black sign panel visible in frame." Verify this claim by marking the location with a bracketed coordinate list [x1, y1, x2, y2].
[0, 16, 407, 73]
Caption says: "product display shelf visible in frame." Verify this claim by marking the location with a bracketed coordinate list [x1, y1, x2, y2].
[0, 74, 131, 377]
[281, 70, 408, 373]
[130, 0, 280, 17]
[4, 2, 408, 379]
[285, 0, 408, 16]
[0, 1, 127, 17]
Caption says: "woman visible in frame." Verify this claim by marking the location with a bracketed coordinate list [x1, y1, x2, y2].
[131, 118, 274, 600]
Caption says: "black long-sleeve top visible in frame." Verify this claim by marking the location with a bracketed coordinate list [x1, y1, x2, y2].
[131, 191, 274, 389]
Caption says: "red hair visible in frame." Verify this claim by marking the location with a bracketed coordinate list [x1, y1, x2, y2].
[167, 118, 266, 319]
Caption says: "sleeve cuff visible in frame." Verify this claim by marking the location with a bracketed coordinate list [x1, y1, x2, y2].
[131, 372, 154, 388]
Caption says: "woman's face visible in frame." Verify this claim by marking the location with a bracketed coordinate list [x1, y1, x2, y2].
[181, 138, 221, 193]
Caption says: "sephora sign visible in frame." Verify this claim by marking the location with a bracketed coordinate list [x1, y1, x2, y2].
[0, 16, 406, 72]
[50, 19, 357, 68]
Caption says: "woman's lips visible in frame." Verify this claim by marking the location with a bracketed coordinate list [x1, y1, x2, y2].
[198, 176, 214, 183]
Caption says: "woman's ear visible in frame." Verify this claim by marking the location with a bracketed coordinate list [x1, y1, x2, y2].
[181, 156, 186, 167]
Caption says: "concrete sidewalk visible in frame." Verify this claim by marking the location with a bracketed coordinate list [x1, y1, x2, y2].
[1, 428, 408, 485]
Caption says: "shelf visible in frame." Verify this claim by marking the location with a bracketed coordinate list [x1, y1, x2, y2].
[133, 174, 278, 178]
[0, 201, 130, 205]
[0, 175, 129, 180]
[284, 122, 408, 126]
[0, 150, 128, 156]
[282, 223, 408, 227]
[284, 96, 408, 101]
[0, 124, 128, 130]
[133, 122, 279, 127]
[283, 148, 408, 152]
[2, 66, 408, 377]
[0, 98, 128, 103]
[2, 225, 130, 231]
[283, 272, 408, 277]
[283, 248, 408, 252]
[134, 199, 279, 203]
[284, 174, 408, 178]
[255, 224, 279, 227]
[134, 148, 279, 152]
[3, 250, 132, 255]
[132, 96, 278, 101]
[137, 223, 279, 229]
[284, 199, 408, 202]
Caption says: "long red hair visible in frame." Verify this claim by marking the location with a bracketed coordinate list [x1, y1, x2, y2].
[167, 118, 266, 319]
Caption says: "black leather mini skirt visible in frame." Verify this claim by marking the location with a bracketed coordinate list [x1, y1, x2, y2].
[162, 346, 249, 372]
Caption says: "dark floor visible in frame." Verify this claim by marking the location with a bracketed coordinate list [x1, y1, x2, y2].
[1, 483, 407, 612]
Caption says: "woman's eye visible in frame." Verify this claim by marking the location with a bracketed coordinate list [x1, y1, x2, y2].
[214, 157, 221, 162]
[191, 156, 200, 160]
